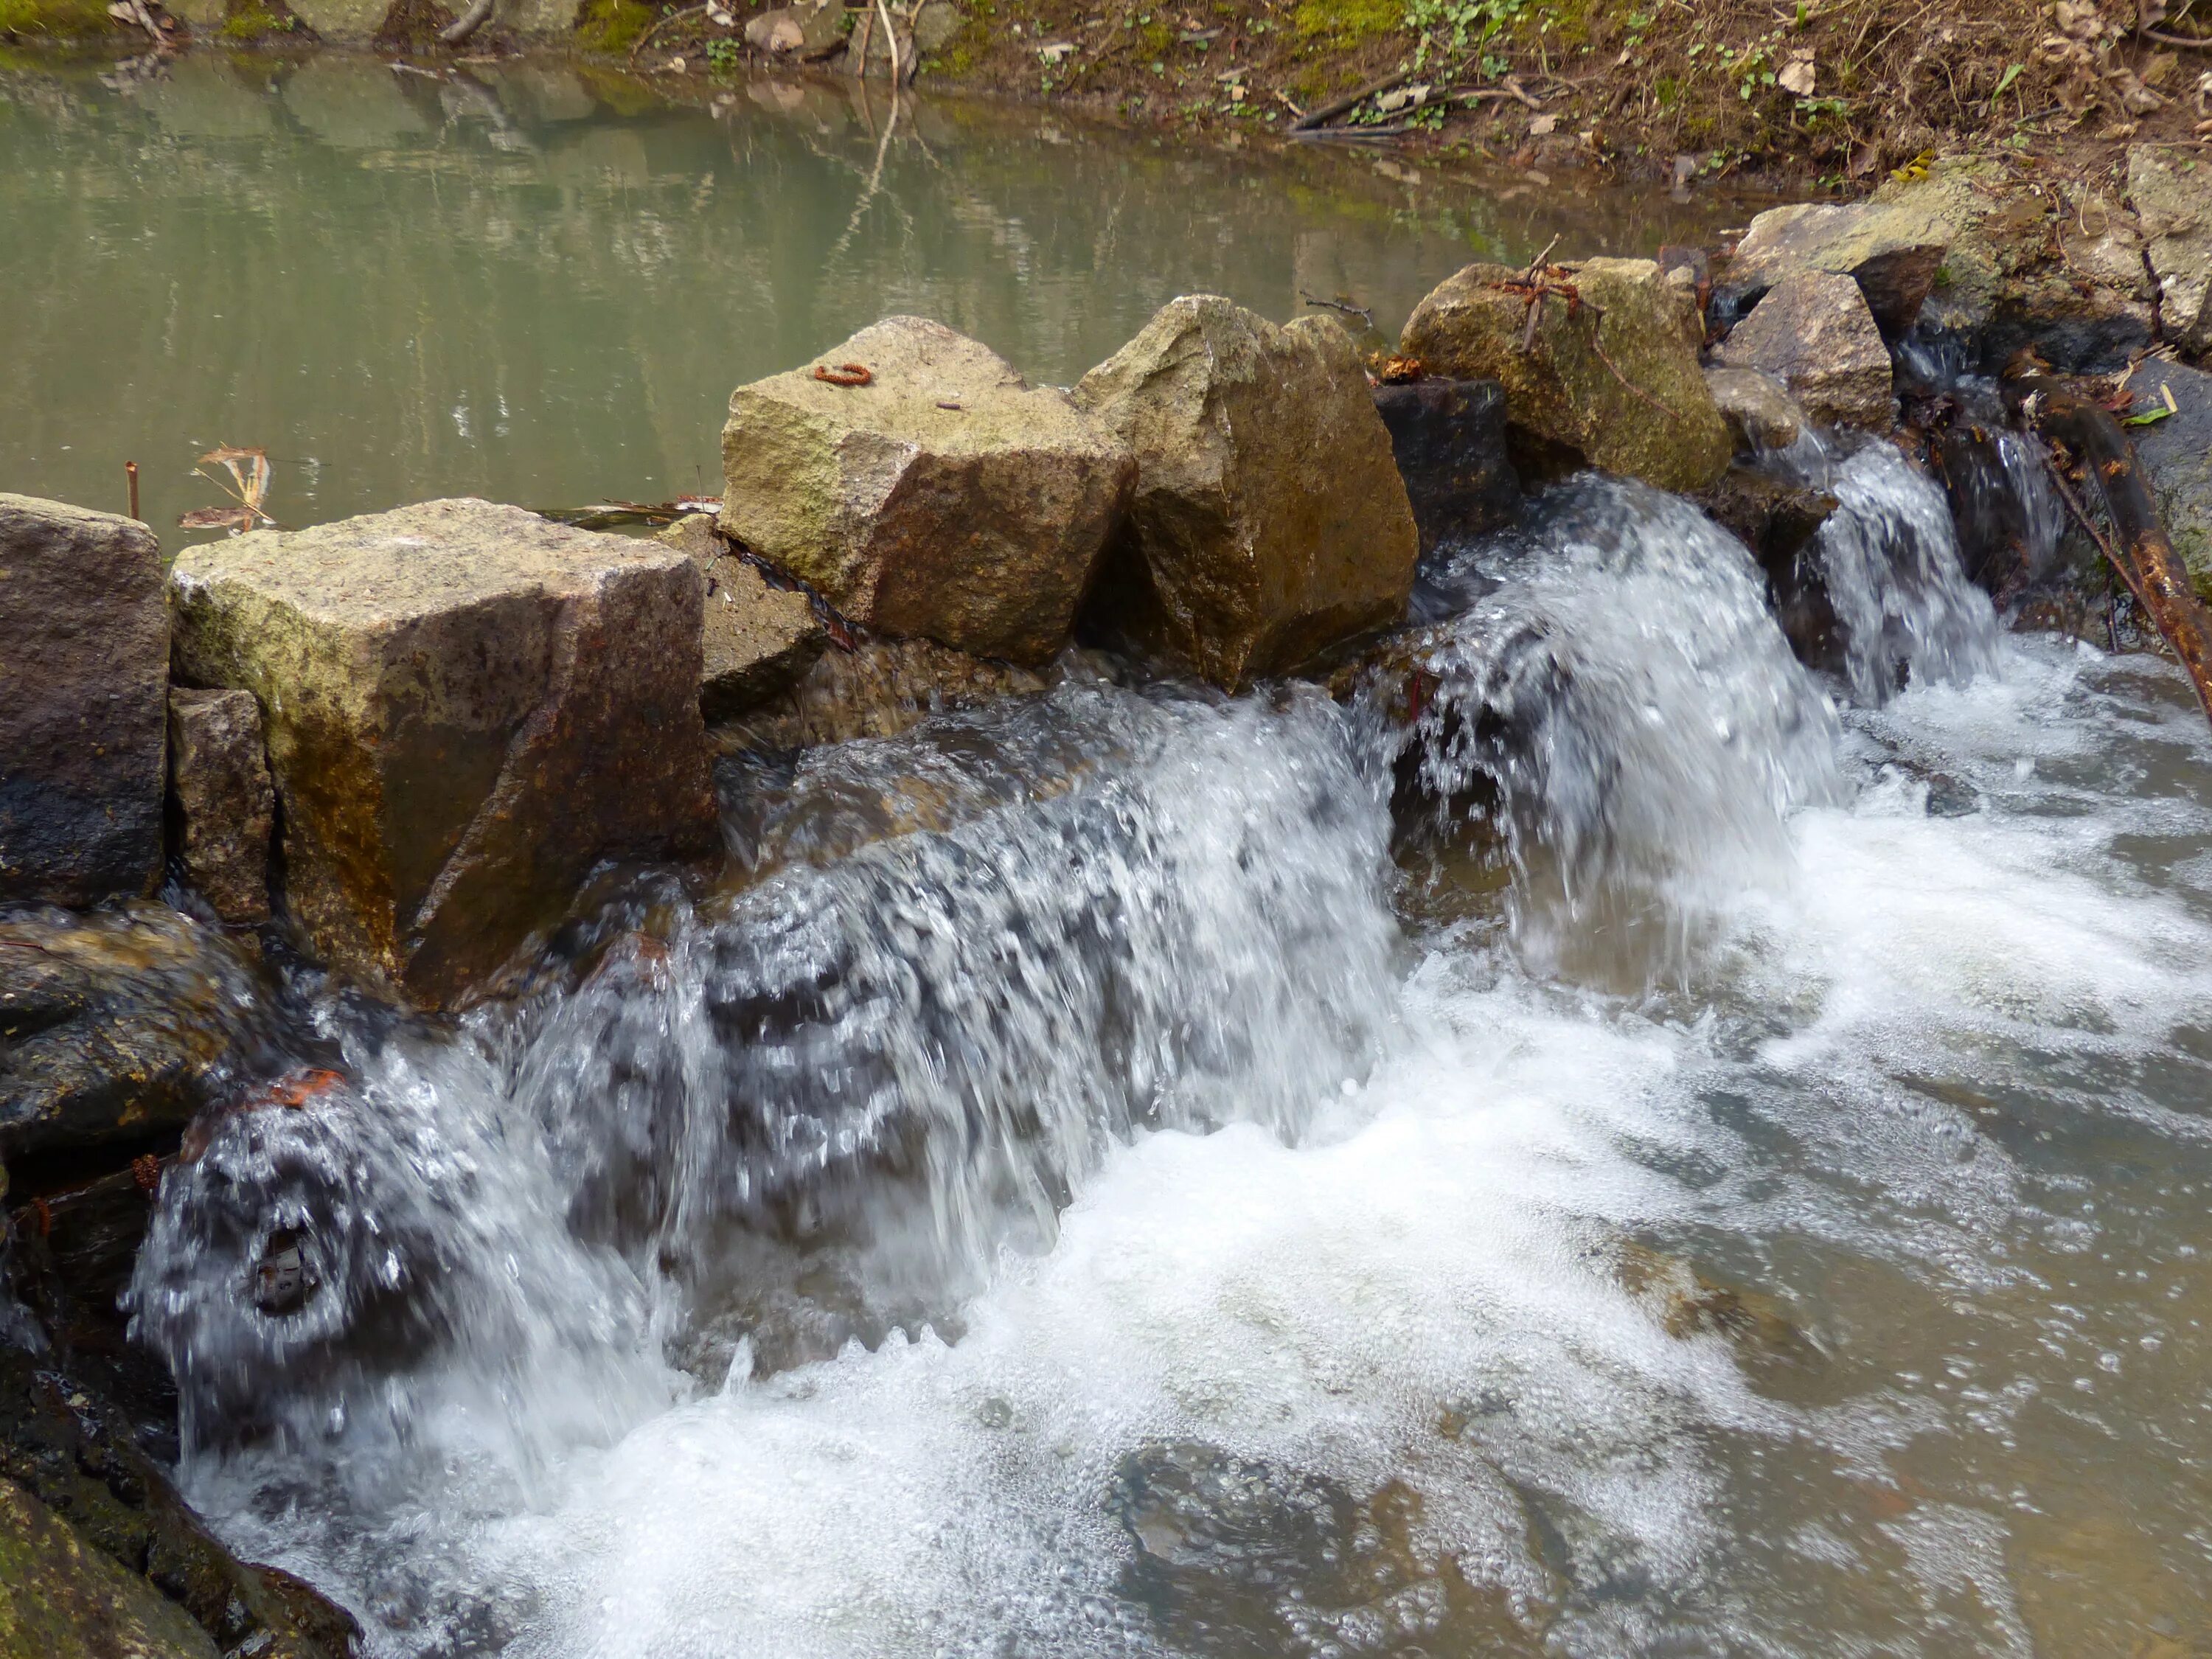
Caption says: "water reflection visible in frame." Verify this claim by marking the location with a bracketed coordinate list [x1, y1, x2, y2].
[1, 52, 1740, 535]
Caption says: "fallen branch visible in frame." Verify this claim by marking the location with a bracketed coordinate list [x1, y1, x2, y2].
[627, 1, 708, 69]
[2018, 375, 2212, 727]
[439, 0, 496, 46]
[2140, 24, 2212, 47]
[1291, 67, 1417, 131]
[1299, 290, 1374, 327]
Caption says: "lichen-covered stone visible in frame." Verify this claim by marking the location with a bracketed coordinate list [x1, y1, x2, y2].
[1074, 296, 1419, 687]
[1370, 376, 1522, 554]
[722, 317, 1133, 667]
[0, 1343, 359, 1659]
[1399, 257, 1731, 493]
[0, 1476, 218, 1659]
[655, 515, 827, 720]
[1703, 366, 1806, 455]
[167, 690, 274, 927]
[714, 636, 1054, 752]
[2124, 358, 2212, 602]
[1719, 201, 1946, 335]
[2129, 143, 2212, 357]
[0, 495, 167, 911]
[1713, 271, 1893, 432]
[170, 499, 717, 1006]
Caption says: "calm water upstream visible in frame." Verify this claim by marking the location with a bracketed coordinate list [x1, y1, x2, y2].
[1, 54, 1729, 534]
[9, 51, 2212, 1659]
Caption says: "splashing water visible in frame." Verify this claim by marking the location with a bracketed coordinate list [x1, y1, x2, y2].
[1380, 475, 1843, 980]
[116, 473, 2212, 1659]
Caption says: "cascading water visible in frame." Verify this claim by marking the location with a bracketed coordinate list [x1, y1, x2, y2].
[116, 460, 2212, 1659]
[1369, 474, 1844, 981]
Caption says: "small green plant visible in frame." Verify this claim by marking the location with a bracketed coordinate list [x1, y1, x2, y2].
[1402, 0, 1531, 65]
[705, 37, 740, 70]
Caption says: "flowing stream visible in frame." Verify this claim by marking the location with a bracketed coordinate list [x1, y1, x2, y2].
[9, 52, 2212, 1659]
[115, 446, 2212, 1658]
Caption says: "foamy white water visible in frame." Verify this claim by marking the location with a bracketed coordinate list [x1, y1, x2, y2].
[136, 511, 2212, 1657]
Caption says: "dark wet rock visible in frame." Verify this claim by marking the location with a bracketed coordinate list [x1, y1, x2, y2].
[0, 1475, 218, 1659]
[170, 500, 719, 1007]
[723, 317, 1133, 667]
[2, 1158, 179, 1451]
[1614, 1239, 1826, 1389]
[1712, 271, 1893, 431]
[1399, 257, 1731, 493]
[2131, 144, 2211, 358]
[1863, 159, 2152, 372]
[0, 1343, 360, 1659]
[1930, 421, 2060, 602]
[709, 636, 1055, 753]
[0, 904, 277, 1171]
[1688, 467, 1843, 675]
[166, 689, 274, 928]
[1370, 376, 1523, 552]
[655, 516, 827, 720]
[1074, 295, 1418, 689]
[2123, 360, 2212, 602]
[0, 495, 168, 911]
[1703, 366, 1806, 456]
[1717, 201, 1946, 336]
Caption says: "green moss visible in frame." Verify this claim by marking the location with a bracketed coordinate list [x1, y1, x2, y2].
[574, 0, 655, 53]
[221, 4, 291, 38]
[1292, 0, 1399, 47]
[0, 0, 112, 38]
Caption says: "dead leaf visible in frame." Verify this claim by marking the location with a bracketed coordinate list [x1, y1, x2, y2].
[1528, 111, 1558, 135]
[1778, 55, 1816, 97]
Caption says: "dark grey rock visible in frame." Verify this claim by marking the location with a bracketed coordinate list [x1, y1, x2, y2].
[1370, 377, 1522, 553]
[0, 495, 168, 911]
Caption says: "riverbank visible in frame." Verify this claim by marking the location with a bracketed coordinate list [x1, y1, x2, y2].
[7, 0, 2208, 189]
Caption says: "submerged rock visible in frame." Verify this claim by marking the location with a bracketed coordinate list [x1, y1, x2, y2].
[712, 635, 1054, 752]
[0, 495, 168, 911]
[655, 515, 827, 720]
[167, 689, 274, 928]
[1713, 270, 1893, 431]
[170, 500, 718, 1006]
[721, 316, 1133, 667]
[1399, 257, 1731, 493]
[1369, 375, 1522, 552]
[2129, 144, 2212, 358]
[2123, 358, 2212, 601]
[1703, 366, 1806, 455]
[1074, 295, 1418, 687]
[1717, 201, 1946, 335]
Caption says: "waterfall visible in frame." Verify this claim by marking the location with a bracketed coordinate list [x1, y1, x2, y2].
[1371, 474, 1845, 980]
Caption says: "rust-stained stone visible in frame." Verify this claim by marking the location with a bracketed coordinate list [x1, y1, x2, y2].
[169, 500, 717, 1006]
[167, 689, 274, 926]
